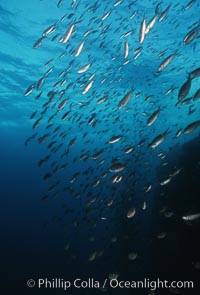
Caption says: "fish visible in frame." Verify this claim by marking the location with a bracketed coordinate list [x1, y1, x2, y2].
[38, 133, 50, 144]
[124, 41, 129, 58]
[59, 23, 75, 43]
[169, 167, 183, 177]
[157, 53, 176, 73]
[89, 251, 97, 261]
[118, 90, 133, 109]
[62, 110, 71, 120]
[82, 80, 94, 94]
[139, 15, 146, 44]
[113, 0, 123, 7]
[33, 36, 45, 49]
[45, 66, 54, 77]
[120, 30, 133, 39]
[145, 185, 152, 193]
[157, 232, 167, 239]
[51, 33, 60, 41]
[42, 24, 56, 37]
[96, 96, 108, 104]
[24, 133, 37, 146]
[77, 63, 91, 73]
[101, 10, 111, 21]
[44, 58, 53, 67]
[36, 77, 45, 90]
[183, 27, 199, 45]
[127, 208, 136, 218]
[24, 84, 34, 96]
[145, 15, 157, 35]
[181, 96, 192, 105]
[184, 120, 200, 134]
[155, 2, 162, 14]
[58, 99, 68, 111]
[148, 131, 168, 149]
[182, 213, 200, 221]
[57, 0, 64, 8]
[109, 163, 125, 173]
[75, 41, 85, 57]
[184, 0, 196, 10]
[160, 177, 171, 186]
[147, 108, 160, 126]
[158, 4, 171, 23]
[178, 79, 191, 101]
[189, 67, 200, 80]
[175, 129, 182, 138]
[110, 174, 122, 184]
[128, 252, 137, 260]
[142, 201, 146, 210]
[164, 211, 174, 218]
[24, 0, 200, 272]
[130, 11, 137, 19]
[124, 147, 134, 154]
[30, 111, 37, 119]
[92, 150, 103, 160]
[32, 118, 42, 129]
[108, 135, 122, 144]
[193, 88, 200, 101]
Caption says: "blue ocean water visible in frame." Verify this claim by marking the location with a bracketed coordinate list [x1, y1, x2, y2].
[1, 0, 200, 294]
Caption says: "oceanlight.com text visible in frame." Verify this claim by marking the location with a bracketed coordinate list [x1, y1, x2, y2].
[27, 277, 194, 291]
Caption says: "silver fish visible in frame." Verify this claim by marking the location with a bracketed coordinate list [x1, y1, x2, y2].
[59, 23, 75, 43]
[184, 0, 196, 10]
[169, 167, 183, 177]
[42, 24, 56, 37]
[36, 77, 45, 90]
[145, 15, 157, 34]
[182, 213, 200, 221]
[109, 135, 122, 144]
[124, 146, 134, 154]
[124, 41, 129, 58]
[33, 36, 45, 49]
[82, 80, 94, 94]
[118, 90, 133, 109]
[147, 108, 160, 126]
[160, 177, 171, 186]
[109, 163, 125, 172]
[139, 15, 146, 44]
[110, 174, 122, 184]
[24, 84, 34, 96]
[58, 99, 68, 111]
[113, 0, 123, 7]
[183, 27, 199, 45]
[157, 54, 176, 73]
[96, 96, 108, 104]
[149, 131, 168, 149]
[75, 41, 85, 57]
[77, 63, 91, 73]
[158, 4, 171, 23]
[142, 201, 146, 210]
[175, 129, 182, 138]
[102, 10, 111, 21]
[127, 208, 136, 218]
[184, 120, 200, 134]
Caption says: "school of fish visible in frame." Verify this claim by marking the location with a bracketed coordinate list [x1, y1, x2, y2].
[24, 0, 200, 286]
